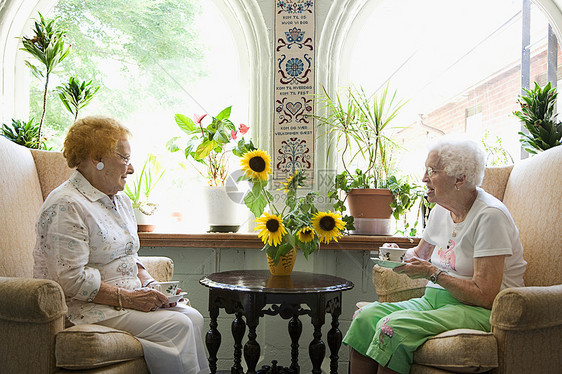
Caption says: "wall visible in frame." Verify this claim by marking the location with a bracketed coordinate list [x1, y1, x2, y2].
[139, 246, 378, 373]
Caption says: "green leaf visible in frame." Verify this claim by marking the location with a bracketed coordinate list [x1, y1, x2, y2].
[194, 139, 218, 160]
[174, 114, 198, 133]
[216, 106, 232, 121]
[244, 189, 268, 217]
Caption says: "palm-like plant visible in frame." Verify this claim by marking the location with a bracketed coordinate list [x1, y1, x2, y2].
[20, 12, 71, 148]
[1, 118, 47, 149]
[57, 76, 100, 121]
[513, 82, 562, 154]
[314, 83, 406, 188]
[124, 154, 166, 215]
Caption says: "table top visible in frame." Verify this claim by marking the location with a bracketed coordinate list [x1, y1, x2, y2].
[199, 270, 354, 294]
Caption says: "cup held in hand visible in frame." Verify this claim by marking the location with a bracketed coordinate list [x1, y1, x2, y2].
[379, 247, 407, 262]
[150, 281, 179, 296]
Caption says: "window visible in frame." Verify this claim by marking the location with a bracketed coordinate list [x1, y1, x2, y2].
[25, 0, 250, 232]
[340, 0, 559, 179]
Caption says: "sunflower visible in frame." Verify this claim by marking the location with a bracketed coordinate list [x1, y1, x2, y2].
[254, 212, 287, 247]
[240, 149, 271, 181]
[312, 211, 345, 244]
[297, 226, 315, 243]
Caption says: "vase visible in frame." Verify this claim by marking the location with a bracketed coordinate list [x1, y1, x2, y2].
[134, 207, 157, 232]
[266, 247, 296, 276]
[203, 185, 245, 233]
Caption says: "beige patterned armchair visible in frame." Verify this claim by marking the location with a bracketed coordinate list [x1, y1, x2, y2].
[365, 145, 562, 374]
[0, 136, 174, 373]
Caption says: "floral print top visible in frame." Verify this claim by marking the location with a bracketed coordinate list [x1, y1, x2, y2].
[33, 170, 142, 325]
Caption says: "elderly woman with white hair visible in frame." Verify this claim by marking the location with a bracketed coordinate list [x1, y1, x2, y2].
[343, 138, 527, 374]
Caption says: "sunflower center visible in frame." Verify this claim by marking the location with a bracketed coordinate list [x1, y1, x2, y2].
[249, 156, 266, 172]
[319, 216, 336, 231]
[303, 229, 312, 235]
[266, 219, 280, 232]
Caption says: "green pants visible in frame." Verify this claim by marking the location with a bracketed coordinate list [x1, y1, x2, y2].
[342, 287, 491, 374]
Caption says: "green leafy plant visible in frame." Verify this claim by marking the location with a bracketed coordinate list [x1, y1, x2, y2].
[386, 176, 426, 237]
[237, 149, 345, 264]
[167, 106, 251, 186]
[513, 81, 562, 154]
[124, 153, 165, 215]
[57, 76, 100, 121]
[1, 118, 47, 149]
[20, 12, 71, 148]
[314, 84, 424, 231]
[315, 84, 405, 189]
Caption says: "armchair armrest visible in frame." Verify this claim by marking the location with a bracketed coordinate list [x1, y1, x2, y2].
[372, 266, 428, 302]
[0, 277, 67, 374]
[0, 277, 67, 322]
[491, 284, 562, 330]
[139, 256, 174, 282]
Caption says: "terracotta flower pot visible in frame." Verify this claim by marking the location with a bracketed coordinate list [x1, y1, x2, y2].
[347, 188, 393, 235]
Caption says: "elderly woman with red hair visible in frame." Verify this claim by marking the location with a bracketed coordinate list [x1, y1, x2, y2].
[33, 116, 209, 374]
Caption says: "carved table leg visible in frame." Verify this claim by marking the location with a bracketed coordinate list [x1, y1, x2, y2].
[231, 311, 246, 374]
[327, 311, 342, 374]
[288, 315, 302, 374]
[244, 317, 260, 374]
[206, 306, 221, 374]
[308, 317, 325, 374]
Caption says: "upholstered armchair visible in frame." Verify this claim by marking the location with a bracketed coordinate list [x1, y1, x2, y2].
[0, 136, 175, 373]
[364, 146, 562, 373]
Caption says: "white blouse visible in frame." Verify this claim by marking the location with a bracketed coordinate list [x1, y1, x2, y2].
[33, 170, 142, 325]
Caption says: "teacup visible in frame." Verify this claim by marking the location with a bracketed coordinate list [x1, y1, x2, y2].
[150, 281, 180, 296]
[379, 247, 407, 262]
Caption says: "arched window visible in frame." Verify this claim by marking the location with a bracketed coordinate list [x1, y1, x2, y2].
[2, 0, 271, 233]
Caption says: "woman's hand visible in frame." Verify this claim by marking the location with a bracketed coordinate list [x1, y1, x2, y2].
[121, 288, 170, 312]
[393, 257, 437, 279]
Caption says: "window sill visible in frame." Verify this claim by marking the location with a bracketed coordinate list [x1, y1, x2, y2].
[138, 232, 420, 250]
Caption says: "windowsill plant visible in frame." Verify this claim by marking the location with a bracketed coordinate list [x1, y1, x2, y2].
[237, 148, 345, 264]
[124, 153, 165, 221]
[167, 106, 251, 186]
[314, 84, 425, 236]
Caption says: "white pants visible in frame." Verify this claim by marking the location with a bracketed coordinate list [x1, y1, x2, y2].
[97, 303, 210, 374]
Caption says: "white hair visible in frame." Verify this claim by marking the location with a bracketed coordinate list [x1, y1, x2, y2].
[428, 137, 486, 187]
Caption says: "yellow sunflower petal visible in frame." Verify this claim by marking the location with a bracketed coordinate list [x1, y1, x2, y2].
[312, 211, 345, 244]
[254, 212, 287, 247]
[297, 226, 315, 243]
[240, 149, 271, 181]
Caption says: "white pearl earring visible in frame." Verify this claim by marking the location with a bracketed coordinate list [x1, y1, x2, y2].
[96, 162, 105, 170]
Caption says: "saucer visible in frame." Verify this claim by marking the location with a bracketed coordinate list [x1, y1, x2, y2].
[167, 292, 187, 304]
[371, 258, 405, 269]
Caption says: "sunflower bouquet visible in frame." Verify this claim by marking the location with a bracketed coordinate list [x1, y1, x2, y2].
[239, 149, 346, 264]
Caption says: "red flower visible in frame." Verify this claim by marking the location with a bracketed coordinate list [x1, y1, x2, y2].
[239, 124, 250, 134]
[231, 129, 237, 140]
[194, 113, 207, 124]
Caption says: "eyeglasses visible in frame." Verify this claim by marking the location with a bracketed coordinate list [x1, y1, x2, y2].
[115, 152, 132, 166]
[424, 166, 444, 177]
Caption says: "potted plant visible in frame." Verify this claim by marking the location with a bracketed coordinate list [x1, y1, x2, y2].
[237, 147, 345, 275]
[315, 84, 423, 235]
[167, 106, 251, 232]
[124, 153, 165, 232]
[513, 81, 562, 154]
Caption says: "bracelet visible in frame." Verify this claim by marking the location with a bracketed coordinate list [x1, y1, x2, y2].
[142, 279, 156, 288]
[429, 269, 447, 283]
[114, 287, 124, 311]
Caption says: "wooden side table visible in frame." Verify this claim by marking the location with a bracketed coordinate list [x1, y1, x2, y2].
[199, 270, 354, 374]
